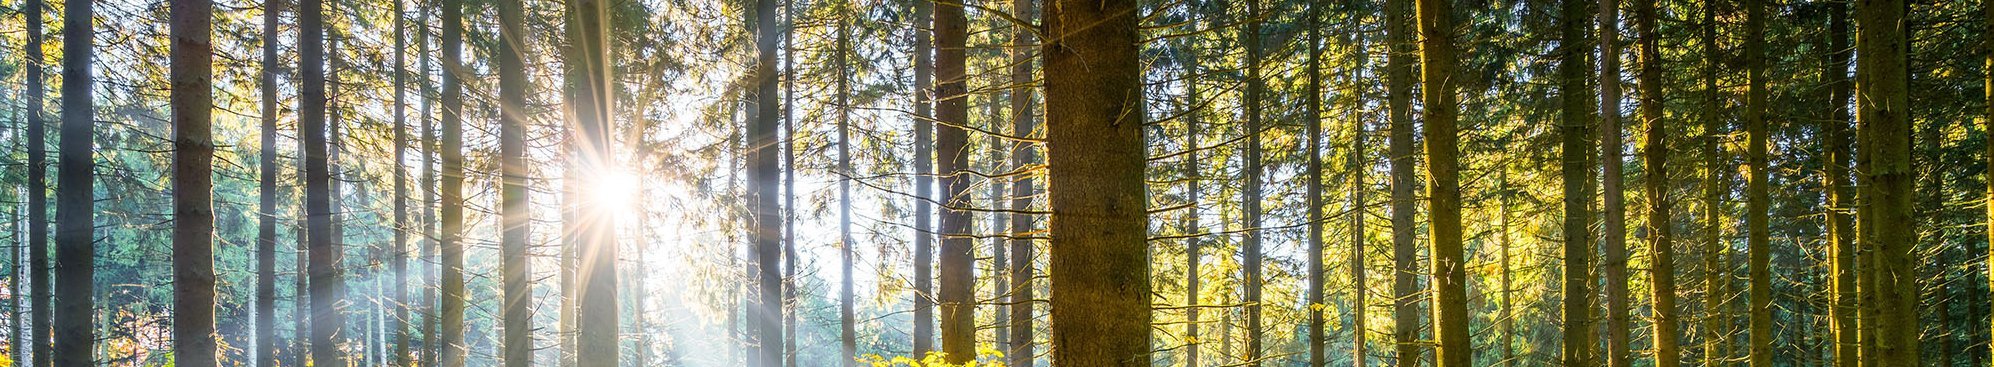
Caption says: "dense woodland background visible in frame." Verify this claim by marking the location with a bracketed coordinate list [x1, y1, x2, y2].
[0, 0, 1962, 365]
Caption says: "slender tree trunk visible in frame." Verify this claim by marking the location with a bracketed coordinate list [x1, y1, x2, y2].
[1007, 0, 1039, 364]
[1241, 0, 1267, 363]
[1306, 0, 1327, 364]
[391, 0, 411, 363]
[1824, 0, 1855, 364]
[1854, 1, 1916, 365]
[50, 0, 96, 362]
[935, 0, 974, 360]
[1983, 0, 1994, 363]
[1598, 0, 1631, 365]
[1498, 170, 1513, 367]
[1558, 0, 1595, 364]
[781, 0, 798, 362]
[415, 3, 439, 364]
[1348, 8, 1370, 365]
[256, 0, 281, 364]
[566, 0, 621, 363]
[171, 0, 217, 363]
[299, 0, 345, 362]
[1182, 38, 1205, 367]
[836, 9, 857, 366]
[497, 0, 532, 363]
[22, 0, 49, 362]
[750, 0, 785, 361]
[294, 158, 309, 366]
[912, 0, 936, 355]
[1699, 1, 1727, 365]
[438, 0, 467, 362]
[1415, 0, 1466, 365]
[1385, 0, 1420, 365]
[1743, 0, 1772, 365]
[1636, 0, 1677, 364]
[1042, 0, 1149, 363]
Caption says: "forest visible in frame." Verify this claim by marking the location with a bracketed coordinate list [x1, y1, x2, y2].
[0, 0, 1970, 365]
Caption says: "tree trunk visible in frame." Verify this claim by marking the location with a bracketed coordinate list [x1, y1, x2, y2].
[416, 3, 439, 364]
[439, 0, 467, 362]
[1415, 0, 1466, 366]
[256, 0, 281, 364]
[1598, 0, 1630, 365]
[912, 0, 936, 355]
[1348, 8, 1370, 366]
[23, 0, 49, 362]
[1043, 0, 1149, 363]
[51, 0, 96, 362]
[1385, 0, 1421, 364]
[1636, 0, 1677, 364]
[1306, 0, 1327, 364]
[298, 0, 345, 363]
[1007, 0, 1039, 364]
[1699, 1, 1727, 365]
[1855, 0, 1916, 365]
[1744, 0, 1771, 365]
[171, 0, 217, 363]
[1824, 0, 1855, 364]
[391, 0, 412, 363]
[498, 0, 532, 363]
[1182, 35, 1205, 367]
[781, 0, 798, 362]
[935, 0, 974, 360]
[836, 9, 857, 366]
[566, 0, 621, 364]
[1242, 0, 1267, 363]
[1558, 0, 1595, 364]
[750, 0, 784, 362]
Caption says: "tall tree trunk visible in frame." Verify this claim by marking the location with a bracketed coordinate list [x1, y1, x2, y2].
[391, 0, 412, 363]
[1007, 0, 1039, 364]
[566, 0, 621, 363]
[1305, 0, 1327, 364]
[1182, 36, 1205, 367]
[498, 0, 532, 363]
[1854, 0, 1916, 364]
[294, 156, 309, 366]
[415, 2, 439, 364]
[1242, 0, 1268, 363]
[836, 8, 857, 366]
[1498, 170, 1513, 367]
[1636, 0, 1677, 364]
[1824, 0, 1855, 364]
[1348, 6, 1370, 365]
[438, 0, 467, 362]
[751, 0, 784, 362]
[256, 0, 281, 364]
[1558, 0, 1595, 364]
[1984, 0, 1994, 363]
[912, 0, 936, 354]
[171, 0, 217, 363]
[1699, 1, 1727, 365]
[1385, 0, 1421, 364]
[1415, 0, 1466, 366]
[299, 0, 345, 362]
[1744, 0, 1771, 365]
[781, 0, 798, 362]
[51, 0, 95, 362]
[935, 0, 974, 360]
[1598, 0, 1630, 365]
[22, 0, 49, 362]
[1042, 0, 1149, 363]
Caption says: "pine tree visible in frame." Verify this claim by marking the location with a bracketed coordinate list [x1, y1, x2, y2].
[255, 0, 282, 365]
[438, 0, 467, 362]
[1744, 0, 1772, 365]
[1385, 0, 1422, 364]
[1636, 0, 1678, 363]
[1599, 0, 1631, 364]
[1415, 0, 1467, 365]
[22, 0, 49, 361]
[498, 0, 532, 363]
[1559, 0, 1596, 364]
[1855, 0, 1916, 365]
[1006, 0, 1039, 364]
[170, 0, 217, 364]
[911, 0, 936, 355]
[934, 0, 974, 359]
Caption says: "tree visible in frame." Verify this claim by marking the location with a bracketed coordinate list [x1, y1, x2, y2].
[1698, 1, 1728, 365]
[911, 0, 936, 355]
[1598, 0, 1630, 364]
[1558, 0, 1595, 364]
[566, 0, 622, 364]
[256, 0, 282, 364]
[1305, 0, 1327, 364]
[170, 0, 217, 364]
[498, 0, 532, 363]
[1744, 0, 1771, 365]
[438, 0, 467, 362]
[835, 3, 857, 365]
[1635, 0, 1677, 364]
[751, 0, 785, 361]
[50, 0, 96, 363]
[1823, 0, 1854, 365]
[1042, 0, 1148, 363]
[1006, 0, 1039, 364]
[1855, 0, 1916, 365]
[391, 0, 412, 363]
[1181, 20, 1207, 367]
[1346, 4, 1371, 365]
[1415, 0, 1467, 365]
[934, 0, 974, 359]
[1242, 0, 1268, 363]
[298, 0, 346, 363]
[23, 0, 49, 362]
[1384, 0, 1421, 364]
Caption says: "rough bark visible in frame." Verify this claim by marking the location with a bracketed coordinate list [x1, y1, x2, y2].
[1598, 0, 1630, 365]
[1348, 7, 1370, 366]
[1699, 1, 1727, 365]
[1043, 0, 1149, 363]
[1825, 0, 1855, 364]
[23, 0, 49, 362]
[171, 0, 217, 363]
[912, 0, 936, 355]
[1744, 0, 1771, 365]
[750, 0, 784, 362]
[1636, 0, 1677, 364]
[1558, 0, 1595, 364]
[1243, 0, 1267, 363]
[1007, 0, 1039, 364]
[1182, 35, 1205, 367]
[1854, 0, 1916, 365]
[1306, 0, 1327, 364]
[1385, 0, 1421, 364]
[438, 0, 467, 362]
[935, 0, 975, 360]
[299, 0, 345, 363]
[1415, 0, 1467, 365]
[391, 0, 411, 363]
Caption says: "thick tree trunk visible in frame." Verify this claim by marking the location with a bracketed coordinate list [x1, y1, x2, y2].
[1854, 1, 1916, 365]
[299, 0, 345, 363]
[438, 0, 467, 362]
[256, 0, 280, 365]
[1558, 0, 1595, 364]
[1414, 0, 1467, 366]
[1242, 0, 1267, 364]
[1598, 1, 1630, 365]
[1385, 0, 1421, 365]
[23, 0, 49, 363]
[171, 0, 217, 364]
[1042, 0, 1149, 363]
[498, 0, 532, 364]
[1744, 1, 1772, 366]
[911, 0, 936, 355]
[51, 0, 95, 363]
[750, 0, 784, 362]
[935, 0, 974, 361]
[1007, 0, 1039, 364]
[1636, 0, 1677, 364]
[1824, 0, 1855, 364]
[566, 0, 621, 364]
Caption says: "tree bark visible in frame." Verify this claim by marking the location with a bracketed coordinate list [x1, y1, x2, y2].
[1043, 0, 1149, 363]
[1598, 1, 1630, 365]
[750, 0, 784, 362]
[1348, 7, 1370, 366]
[1854, 0, 1916, 365]
[1182, 32, 1205, 367]
[1699, 1, 1727, 365]
[912, 0, 936, 355]
[23, 0, 49, 362]
[1007, 0, 1039, 364]
[256, 0, 281, 364]
[1415, 0, 1466, 365]
[498, 0, 532, 363]
[1558, 0, 1595, 364]
[1744, 0, 1771, 365]
[1824, 0, 1855, 364]
[171, 0, 217, 363]
[438, 0, 467, 362]
[836, 8, 857, 366]
[299, 0, 345, 363]
[1242, 0, 1267, 364]
[1385, 0, 1421, 365]
[935, 0, 974, 361]
[1306, 1, 1327, 365]
[1635, 0, 1677, 364]
[391, 0, 411, 363]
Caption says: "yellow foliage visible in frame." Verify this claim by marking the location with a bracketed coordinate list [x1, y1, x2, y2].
[860, 349, 1009, 367]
